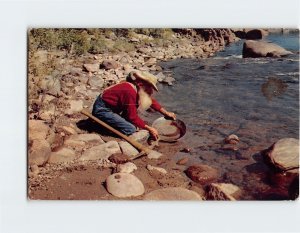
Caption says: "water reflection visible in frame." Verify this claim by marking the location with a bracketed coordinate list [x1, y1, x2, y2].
[261, 77, 288, 101]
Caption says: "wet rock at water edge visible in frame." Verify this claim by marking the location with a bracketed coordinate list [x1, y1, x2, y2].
[185, 164, 219, 185]
[106, 173, 144, 198]
[264, 138, 299, 173]
[144, 187, 203, 200]
[116, 162, 137, 173]
[108, 153, 130, 164]
[242, 40, 293, 58]
[180, 147, 191, 153]
[206, 183, 242, 200]
[224, 134, 239, 144]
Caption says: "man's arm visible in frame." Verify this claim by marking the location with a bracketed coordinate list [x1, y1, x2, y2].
[151, 98, 176, 120]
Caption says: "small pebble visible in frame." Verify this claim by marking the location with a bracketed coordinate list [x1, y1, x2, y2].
[177, 157, 189, 165]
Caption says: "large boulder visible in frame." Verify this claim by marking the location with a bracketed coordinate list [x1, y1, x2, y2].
[245, 29, 268, 40]
[206, 183, 242, 200]
[79, 141, 121, 161]
[106, 173, 144, 198]
[185, 164, 219, 185]
[265, 138, 299, 172]
[243, 40, 293, 58]
[144, 187, 203, 200]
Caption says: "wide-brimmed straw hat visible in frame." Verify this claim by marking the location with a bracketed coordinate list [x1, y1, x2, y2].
[128, 70, 159, 91]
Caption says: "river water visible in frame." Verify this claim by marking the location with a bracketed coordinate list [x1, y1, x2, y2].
[151, 32, 299, 200]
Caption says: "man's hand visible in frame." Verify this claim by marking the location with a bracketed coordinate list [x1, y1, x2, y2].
[164, 111, 176, 120]
[159, 108, 176, 120]
[145, 125, 159, 140]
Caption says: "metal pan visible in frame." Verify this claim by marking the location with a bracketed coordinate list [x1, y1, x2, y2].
[152, 117, 186, 142]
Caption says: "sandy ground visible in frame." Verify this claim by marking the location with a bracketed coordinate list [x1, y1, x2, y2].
[28, 138, 206, 200]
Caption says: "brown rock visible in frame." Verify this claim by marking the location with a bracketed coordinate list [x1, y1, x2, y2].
[265, 138, 299, 172]
[101, 60, 119, 70]
[245, 29, 268, 40]
[206, 183, 242, 200]
[144, 187, 203, 200]
[108, 153, 130, 164]
[29, 139, 51, 166]
[224, 134, 239, 144]
[177, 157, 189, 165]
[83, 63, 99, 72]
[185, 164, 219, 185]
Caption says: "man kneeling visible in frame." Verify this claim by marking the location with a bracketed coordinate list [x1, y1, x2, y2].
[92, 70, 176, 140]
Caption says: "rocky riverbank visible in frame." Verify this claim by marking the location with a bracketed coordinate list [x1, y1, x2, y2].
[28, 28, 299, 200]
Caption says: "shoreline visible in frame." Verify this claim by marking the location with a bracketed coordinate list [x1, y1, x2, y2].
[28, 29, 298, 200]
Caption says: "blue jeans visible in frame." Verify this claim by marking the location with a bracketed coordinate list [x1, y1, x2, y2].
[92, 96, 137, 135]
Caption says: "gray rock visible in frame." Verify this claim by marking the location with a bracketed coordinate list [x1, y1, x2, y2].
[144, 187, 203, 200]
[69, 67, 83, 76]
[79, 141, 121, 161]
[118, 141, 139, 158]
[116, 162, 137, 173]
[106, 173, 144, 198]
[69, 133, 104, 143]
[101, 60, 119, 70]
[128, 130, 149, 143]
[87, 90, 99, 100]
[38, 75, 61, 96]
[48, 147, 76, 164]
[74, 85, 87, 94]
[66, 100, 83, 114]
[156, 72, 166, 82]
[83, 63, 99, 72]
[266, 138, 299, 172]
[88, 76, 104, 89]
[144, 57, 157, 66]
[243, 40, 293, 58]
[206, 183, 242, 201]
[147, 150, 163, 159]
[29, 139, 51, 166]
